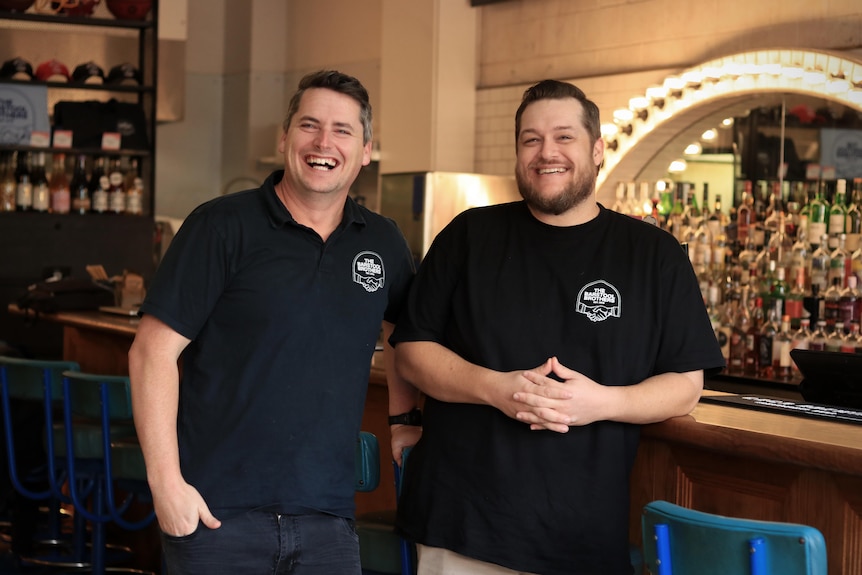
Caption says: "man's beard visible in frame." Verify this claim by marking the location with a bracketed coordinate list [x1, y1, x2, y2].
[515, 164, 596, 216]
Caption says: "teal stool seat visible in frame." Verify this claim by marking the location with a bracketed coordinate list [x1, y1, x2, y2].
[0, 356, 90, 568]
[61, 370, 155, 575]
[357, 446, 414, 575]
[641, 500, 827, 575]
[358, 508, 402, 574]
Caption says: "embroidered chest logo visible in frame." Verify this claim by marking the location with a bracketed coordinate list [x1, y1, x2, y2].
[352, 251, 385, 293]
[575, 280, 621, 322]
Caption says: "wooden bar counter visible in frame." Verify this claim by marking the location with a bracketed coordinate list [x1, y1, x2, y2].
[11, 307, 862, 571]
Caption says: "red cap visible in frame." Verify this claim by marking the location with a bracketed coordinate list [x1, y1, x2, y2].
[35, 59, 70, 82]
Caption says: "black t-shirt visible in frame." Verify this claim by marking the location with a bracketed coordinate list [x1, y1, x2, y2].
[391, 202, 724, 575]
[141, 170, 414, 518]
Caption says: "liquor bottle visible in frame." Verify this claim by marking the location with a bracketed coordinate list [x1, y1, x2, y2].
[124, 157, 144, 215]
[88, 156, 106, 212]
[48, 153, 70, 215]
[729, 287, 750, 375]
[638, 182, 653, 218]
[770, 264, 788, 316]
[744, 296, 762, 376]
[823, 277, 843, 331]
[839, 274, 861, 328]
[92, 172, 110, 214]
[107, 157, 125, 214]
[826, 322, 845, 352]
[828, 179, 848, 245]
[828, 233, 849, 289]
[803, 283, 824, 327]
[774, 315, 793, 380]
[758, 301, 779, 378]
[656, 181, 673, 228]
[845, 178, 862, 253]
[809, 234, 831, 295]
[717, 295, 736, 364]
[852, 246, 862, 294]
[791, 318, 811, 376]
[841, 323, 860, 353]
[807, 183, 828, 250]
[737, 180, 755, 243]
[15, 151, 32, 212]
[684, 183, 701, 229]
[70, 154, 91, 215]
[30, 152, 49, 213]
[809, 320, 828, 351]
[612, 181, 625, 213]
[788, 226, 808, 291]
[707, 192, 725, 238]
[785, 266, 805, 330]
[0, 152, 15, 211]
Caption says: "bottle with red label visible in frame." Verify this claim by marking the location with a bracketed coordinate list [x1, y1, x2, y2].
[49, 153, 70, 214]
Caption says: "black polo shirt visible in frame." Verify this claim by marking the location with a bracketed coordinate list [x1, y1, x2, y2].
[141, 170, 414, 517]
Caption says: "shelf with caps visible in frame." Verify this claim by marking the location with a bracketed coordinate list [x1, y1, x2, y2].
[0, 0, 158, 214]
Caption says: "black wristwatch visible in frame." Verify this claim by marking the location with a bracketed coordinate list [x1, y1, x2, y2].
[388, 407, 422, 426]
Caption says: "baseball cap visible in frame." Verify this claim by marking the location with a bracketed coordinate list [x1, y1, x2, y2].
[35, 59, 70, 82]
[72, 61, 105, 84]
[0, 57, 34, 80]
[105, 62, 141, 85]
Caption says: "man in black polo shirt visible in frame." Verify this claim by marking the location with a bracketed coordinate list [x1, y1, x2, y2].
[129, 70, 415, 574]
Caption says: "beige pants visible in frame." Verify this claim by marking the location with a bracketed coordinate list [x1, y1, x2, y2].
[417, 544, 540, 575]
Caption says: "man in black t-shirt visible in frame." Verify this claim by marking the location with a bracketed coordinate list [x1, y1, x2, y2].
[389, 80, 725, 575]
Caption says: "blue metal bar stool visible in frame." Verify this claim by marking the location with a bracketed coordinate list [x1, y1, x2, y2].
[358, 446, 414, 575]
[0, 355, 89, 570]
[641, 500, 827, 575]
[61, 370, 155, 575]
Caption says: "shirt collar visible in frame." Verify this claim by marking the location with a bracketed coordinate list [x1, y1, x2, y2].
[262, 169, 367, 230]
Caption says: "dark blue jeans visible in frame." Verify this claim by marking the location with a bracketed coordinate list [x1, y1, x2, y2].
[160, 510, 361, 575]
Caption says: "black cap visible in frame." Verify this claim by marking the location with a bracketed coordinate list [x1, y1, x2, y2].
[105, 62, 141, 85]
[0, 57, 34, 80]
[72, 61, 105, 84]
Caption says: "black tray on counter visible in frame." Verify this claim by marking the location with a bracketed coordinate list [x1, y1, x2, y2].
[791, 349, 862, 409]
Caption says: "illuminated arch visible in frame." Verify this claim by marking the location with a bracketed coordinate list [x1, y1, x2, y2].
[596, 49, 862, 204]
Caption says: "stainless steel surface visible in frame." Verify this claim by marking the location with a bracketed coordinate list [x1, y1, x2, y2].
[380, 171, 520, 261]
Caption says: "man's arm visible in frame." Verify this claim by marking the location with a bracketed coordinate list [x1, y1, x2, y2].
[383, 322, 423, 465]
[516, 357, 702, 429]
[128, 314, 221, 535]
[394, 340, 572, 425]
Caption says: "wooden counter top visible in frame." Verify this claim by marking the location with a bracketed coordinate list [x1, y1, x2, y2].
[645, 389, 862, 476]
[8, 304, 141, 337]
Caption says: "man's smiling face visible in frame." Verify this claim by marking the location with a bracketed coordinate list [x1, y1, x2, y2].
[515, 97, 603, 217]
[279, 87, 372, 198]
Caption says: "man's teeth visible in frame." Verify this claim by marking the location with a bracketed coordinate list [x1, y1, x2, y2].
[538, 167, 566, 174]
[307, 157, 337, 169]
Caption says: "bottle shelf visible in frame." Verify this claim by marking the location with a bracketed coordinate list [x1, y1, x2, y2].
[0, 145, 150, 157]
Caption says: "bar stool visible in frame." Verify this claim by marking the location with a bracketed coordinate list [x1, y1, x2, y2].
[641, 500, 827, 575]
[358, 446, 414, 575]
[61, 370, 155, 575]
[0, 355, 89, 569]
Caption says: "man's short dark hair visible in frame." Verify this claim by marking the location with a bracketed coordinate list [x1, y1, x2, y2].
[514, 80, 601, 147]
[283, 70, 373, 144]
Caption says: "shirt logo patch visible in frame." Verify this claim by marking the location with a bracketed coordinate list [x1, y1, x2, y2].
[575, 280, 621, 322]
[353, 251, 385, 293]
